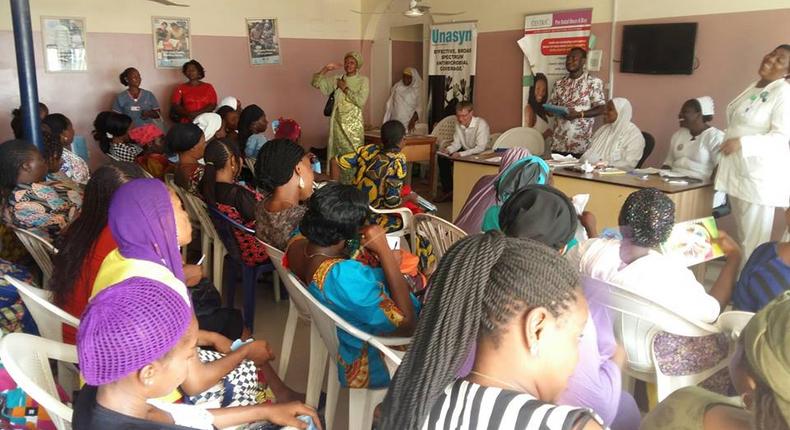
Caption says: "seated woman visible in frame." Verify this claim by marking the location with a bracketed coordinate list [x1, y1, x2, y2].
[254, 139, 315, 251]
[238, 104, 269, 159]
[49, 162, 147, 345]
[497, 185, 640, 430]
[454, 147, 531, 234]
[642, 291, 790, 430]
[92, 178, 303, 407]
[167, 123, 207, 195]
[93, 111, 142, 163]
[215, 105, 239, 144]
[332, 120, 420, 232]
[379, 233, 604, 429]
[480, 154, 550, 232]
[42, 113, 90, 184]
[733, 207, 790, 312]
[73, 277, 319, 430]
[112, 67, 162, 132]
[0, 139, 83, 243]
[569, 188, 742, 393]
[193, 112, 225, 143]
[170, 60, 217, 124]
[286, 183, 419, 388]
[581, 98, 645, 170]
[662, 96, 724, 180]
[201, 139, 268, 267]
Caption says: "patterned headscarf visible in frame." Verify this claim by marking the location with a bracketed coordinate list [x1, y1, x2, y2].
[618, 188, 675, 248]
[345, 51, 364, 68]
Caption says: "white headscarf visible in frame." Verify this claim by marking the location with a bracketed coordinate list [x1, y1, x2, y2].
[193, 112, 222, 142]
[584, 98, 645, 170]
[219, 96, 239, 111]
[695, 96, 715, 116]
[383, 67, 423, 128]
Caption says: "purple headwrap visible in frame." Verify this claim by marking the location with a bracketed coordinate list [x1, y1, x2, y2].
[454, 147, 532, 234]
[108, 178, 185, 281]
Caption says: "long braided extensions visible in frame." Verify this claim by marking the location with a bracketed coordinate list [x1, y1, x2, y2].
[379, 231, 580, 429]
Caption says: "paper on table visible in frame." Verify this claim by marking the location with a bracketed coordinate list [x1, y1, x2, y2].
[487, 156, 502, 163]
[632, 167, 663, 175]
[551, 153, 577, 162]
[659, 170, 688, 178]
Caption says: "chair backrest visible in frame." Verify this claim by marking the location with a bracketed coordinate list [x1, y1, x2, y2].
[261, 240, 312, 320]
[0, 333, 76, 430]
[414, 214, 467, 274]
[582, 276, 720, 372]
[285, 272, 410, 373]
[637, 132, 655, 168]
[430, 115, 458, 150]
[5, 276, 79, 343]
[169, 177, 222, 246]
[487, 132, 502, 149]
[11, 226, 57, 283]
[369, 206, 416, 248]
[244, 157, 256, 173]
[206, 205, 248, 264]
[492, 126, 545, 155]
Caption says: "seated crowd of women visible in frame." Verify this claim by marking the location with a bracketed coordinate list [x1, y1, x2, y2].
[1, 45, 788, 430]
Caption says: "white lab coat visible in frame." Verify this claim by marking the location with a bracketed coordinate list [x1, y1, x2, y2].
[664, 127, 724, 180]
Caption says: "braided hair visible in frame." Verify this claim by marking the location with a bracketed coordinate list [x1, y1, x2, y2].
[201, 139, 242, 207]
[93, 111, 132, 154]
[379, 232, 581, 429]
[254, 138, 305, 193]
[41, 125, 63, 172]
[618, 188, 675, 248]
[42, 113, 71, 146]
[0, 139, 39, 204]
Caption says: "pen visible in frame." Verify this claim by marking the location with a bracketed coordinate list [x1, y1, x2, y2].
[196, 254, 206, 265]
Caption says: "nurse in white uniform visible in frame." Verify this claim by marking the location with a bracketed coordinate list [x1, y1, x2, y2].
[383, 67, 422, 133]
[662, 96, 724, 180]
[716, 45, 790, 262]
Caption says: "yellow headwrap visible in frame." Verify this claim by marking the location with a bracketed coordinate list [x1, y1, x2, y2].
[344, 51, 364, 68]
[403, 68, 413, 76]
[742, 291, 790, 426]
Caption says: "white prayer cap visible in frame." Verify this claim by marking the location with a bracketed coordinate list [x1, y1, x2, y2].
[193, 112, 222, 142]
[695, 96, 715, 116]
[219, 96, 239, 111]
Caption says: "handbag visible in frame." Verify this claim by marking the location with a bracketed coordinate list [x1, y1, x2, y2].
[323, 92, 335, 117]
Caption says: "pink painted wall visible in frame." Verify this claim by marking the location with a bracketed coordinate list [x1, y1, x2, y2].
[0, 31, 371, 164]
[391, 40, 422, 86]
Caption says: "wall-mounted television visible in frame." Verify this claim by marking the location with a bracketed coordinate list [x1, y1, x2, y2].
[620, 23, 698, 75]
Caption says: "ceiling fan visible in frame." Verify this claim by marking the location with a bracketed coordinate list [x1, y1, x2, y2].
[146, 0, 189, 7]
[352, 0, 463, 18]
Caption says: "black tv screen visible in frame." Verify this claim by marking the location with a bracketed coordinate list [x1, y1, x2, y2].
[620, 23, 698, 75]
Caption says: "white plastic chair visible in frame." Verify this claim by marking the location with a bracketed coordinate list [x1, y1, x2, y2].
[414, 213, 467, 275]
[487, 132, 502, 149]
[286, 272, 410, 430]
[0, 333, 77, 430]
[258, 239, 312, 379]
[429, 115, 458, 196]
[245, 157, 256, 173]
[11, 226, 57, 287]
[369, 206, 415, 251]
[583, 276, 753, 401]
[492, 126, 545, 156]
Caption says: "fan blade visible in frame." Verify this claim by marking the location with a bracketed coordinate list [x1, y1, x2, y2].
[148, 0, 189, 6]
[350, 9, 389, 14]
[415, 5, 431, 12]
[431, 11, 465, 16]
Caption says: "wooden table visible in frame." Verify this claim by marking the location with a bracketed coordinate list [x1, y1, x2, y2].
[364, 130, 436, 190]
[451, 155, 715, 231]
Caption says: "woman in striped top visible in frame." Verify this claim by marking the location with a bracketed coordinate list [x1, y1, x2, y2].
[379, 233, 605, 430]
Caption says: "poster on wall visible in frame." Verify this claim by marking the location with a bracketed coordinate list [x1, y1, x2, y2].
[152, 16, 191, 69]
[41, 17, 87, 72]
[519, 9, 592, 126]
[427, 21, 477, 129]
[246, 18, 281, 65]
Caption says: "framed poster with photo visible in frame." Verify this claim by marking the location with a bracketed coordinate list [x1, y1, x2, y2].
[246, 18, 281, 65]
[41, 17, 87, 72]
[152, 16, 191, 68]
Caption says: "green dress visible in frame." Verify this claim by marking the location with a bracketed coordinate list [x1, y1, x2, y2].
[640, 386, 745, 430]
[311, 72, 369, 178]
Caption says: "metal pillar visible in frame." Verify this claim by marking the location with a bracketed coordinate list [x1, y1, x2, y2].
[10, 0, 43, 150]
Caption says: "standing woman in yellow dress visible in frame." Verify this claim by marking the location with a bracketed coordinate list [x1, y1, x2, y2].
[312, 51, 369, 180]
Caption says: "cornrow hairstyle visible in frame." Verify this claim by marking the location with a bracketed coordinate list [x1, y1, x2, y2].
[182, 59, 205, 80]
[237, 104, 265, 155]
[618, 188, 675, 248]
[50, 162, 146, 307]
[254, 138, 305, 193]
[201, 139, 241, 207]
[42, 113, 71, 146]
[379, 232, 581, 429]
[298, 182, 369, 247]
[0, 139, 39, 204]
[380, 120, 405, 152]
[119, 67, 136, 86]
[41, 125, 63, 170]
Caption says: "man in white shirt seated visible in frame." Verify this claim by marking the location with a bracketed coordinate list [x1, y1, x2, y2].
[436, 101, 490, 202]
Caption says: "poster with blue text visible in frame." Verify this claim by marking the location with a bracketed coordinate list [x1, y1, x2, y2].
[519, 9, 592, 126]
[427, 21, 477, 130]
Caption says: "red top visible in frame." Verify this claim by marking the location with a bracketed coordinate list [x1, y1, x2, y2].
[171, 82, 217, 123]
[61, 226, 117, 344]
